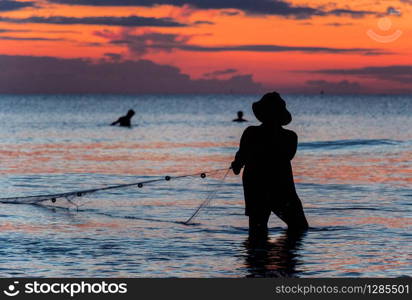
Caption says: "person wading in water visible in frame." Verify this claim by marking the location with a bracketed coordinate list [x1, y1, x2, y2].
[233, 111, 248, 122]
[111, 109, 135, 127]
[231, 92, 309, 237]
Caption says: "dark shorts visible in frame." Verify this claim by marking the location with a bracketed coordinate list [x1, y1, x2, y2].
[247, 196, 309, 229]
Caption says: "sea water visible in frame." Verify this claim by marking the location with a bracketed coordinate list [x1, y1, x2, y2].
[0, 94, 411, 277]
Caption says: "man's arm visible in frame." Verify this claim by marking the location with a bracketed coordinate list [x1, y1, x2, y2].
[111, 118, 120, 126]
[231, 127, 250, 174]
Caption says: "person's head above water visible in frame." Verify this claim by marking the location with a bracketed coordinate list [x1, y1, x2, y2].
[127, 109, 135, 117]
[237, 111, 244, 118]
[252, 92, 291, 126]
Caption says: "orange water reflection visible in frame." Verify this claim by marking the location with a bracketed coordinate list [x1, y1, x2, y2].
[1, 141, 411, 187]
[293, 151, 412, 187]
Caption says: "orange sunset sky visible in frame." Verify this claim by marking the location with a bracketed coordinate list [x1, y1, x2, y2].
[0, 0, 411, 93]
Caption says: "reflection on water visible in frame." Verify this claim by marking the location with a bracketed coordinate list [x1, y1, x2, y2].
[0, 94, 411, 277]
[244, 229, 306, 277]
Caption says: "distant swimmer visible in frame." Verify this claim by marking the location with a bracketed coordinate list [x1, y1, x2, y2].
[111, 109, 135, 127]
[233, 111, 247, 122]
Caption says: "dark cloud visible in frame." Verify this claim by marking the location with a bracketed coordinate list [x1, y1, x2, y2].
[220, 10, 240, 16]
[109, 31, 192, 55]
[109, 31, 386, 55]
[386, 6, 401, 16]
[0, 36, 65, 41]
[176, 44, 382, 54]
[0, 55, 262, 94]
[38, 29, 80, 34]
[0, 15, 186, 27]
[204, 68, 238, 77]
[47, 0, 378, 19]
[0, 28, 78, 34]
[192, 20, 214, 25]
[326, 8, 374, 18]
[305, 79, 362, 93]
[324, 22, 353, 27]
[0, 0, 34, 11]
[363, 51, 394, 56]
[0, 28, 30, 33]
[310, 65, 412, 84]
[103, 52, 123, 61]
[93, 29, 118, 39]
[80, 42, 103, 47]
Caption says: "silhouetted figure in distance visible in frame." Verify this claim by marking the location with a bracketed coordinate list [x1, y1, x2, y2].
[231, 92, 309, 237]
[233, 111, 247, 122]
[111, 109, 135, 127]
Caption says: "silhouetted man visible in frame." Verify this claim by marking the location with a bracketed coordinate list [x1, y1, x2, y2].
[231, 92, 308, 237]
[233, 111, 247, 122]
[111, 109, 135, 127]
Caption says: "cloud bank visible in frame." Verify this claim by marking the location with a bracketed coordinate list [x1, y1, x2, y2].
[106, 31, 386, 56]
[0, 15, 186, 27]
[311, 65, 412, 84]
[0, 55, 262, 94]
[305, 79, 362, 93]
[0, 0, 35, 11]
[47, 0, 378, 19]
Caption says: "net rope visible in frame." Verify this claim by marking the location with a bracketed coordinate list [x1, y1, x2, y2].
[183, 168, 231, 224]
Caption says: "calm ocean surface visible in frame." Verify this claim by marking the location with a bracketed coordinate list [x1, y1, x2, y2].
[0, 94, 411, 277]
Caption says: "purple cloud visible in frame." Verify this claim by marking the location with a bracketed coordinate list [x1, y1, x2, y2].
[0, 55, 262, 94]
[47, 0, 378, 19]
[0, 0, 35, 11]
[305, 79, 362, 93]
[108, 31, 387, 56]
[203, 68, 238, 77]
[0, 15, 186, 27]
[309, 65, 412, 84]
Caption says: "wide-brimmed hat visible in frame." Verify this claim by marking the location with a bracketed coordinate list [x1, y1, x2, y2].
[252, 92, 291, 125]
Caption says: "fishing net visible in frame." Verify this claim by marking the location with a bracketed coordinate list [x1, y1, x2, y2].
[0, 168, 231, 223]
